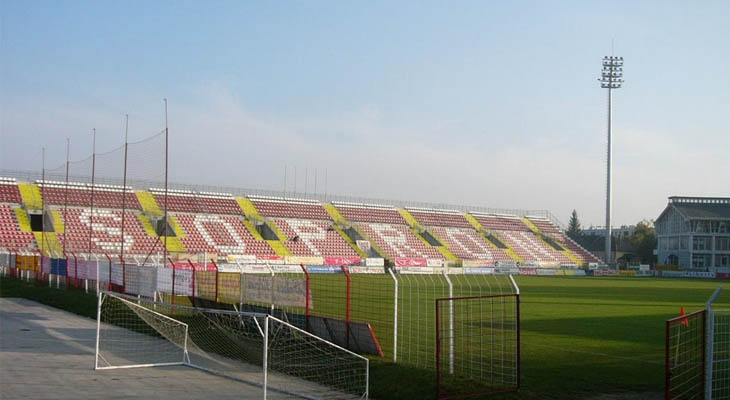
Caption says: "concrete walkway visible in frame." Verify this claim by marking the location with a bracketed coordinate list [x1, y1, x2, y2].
[0, 297, 288, 400]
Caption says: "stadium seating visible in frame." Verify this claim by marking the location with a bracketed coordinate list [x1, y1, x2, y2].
[406, 207, 472, 228]
[527, 217, 604, 265]
[0, 178, 22, 203]
[333, 202, 406, 225]
[0, 204, 35, 250]
[359, 222, 443, 259]
[57, 208, 159, 255]
[249, 196, 330, 220]
[151, 189, 242, 215]
[39, 181, 141, 210]
[473, 214, 572, 264]
[173, 212, 275, 256]
[273, 218, 359, 257]
[430, 226, 513, 262]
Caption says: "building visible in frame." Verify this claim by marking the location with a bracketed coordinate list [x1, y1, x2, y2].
[655, 197, 730, 268]
[583, 225, 637, 239]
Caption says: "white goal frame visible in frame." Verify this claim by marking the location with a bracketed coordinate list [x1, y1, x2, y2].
[95, 291, 369, 400]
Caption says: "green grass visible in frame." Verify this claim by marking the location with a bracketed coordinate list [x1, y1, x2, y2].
[2, 274, 727, 399]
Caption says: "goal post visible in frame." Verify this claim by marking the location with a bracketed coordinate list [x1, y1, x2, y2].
[435, 293, 520, 400]
[95, 291, 369, 400]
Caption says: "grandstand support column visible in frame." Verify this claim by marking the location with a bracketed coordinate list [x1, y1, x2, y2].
[41, 147, 45, 257]
[121, 115, 129, 267]
[89, 129, 97, 257]
[598, 55, 623, 265]
[163, 99, 169, 265]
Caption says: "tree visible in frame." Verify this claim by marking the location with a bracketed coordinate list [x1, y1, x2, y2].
[567, 210, 582, 239]
[629, 220, 657, 264]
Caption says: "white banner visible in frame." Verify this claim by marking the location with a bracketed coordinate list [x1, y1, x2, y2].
[365, 258, 384, 267]
[427, 259, 444, 267]
[348, 266, 384, 274]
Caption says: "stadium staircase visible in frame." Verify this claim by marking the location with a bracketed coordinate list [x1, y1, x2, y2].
[464, 213, 524, 263]
[18, 183, 43, 211]
[137, 214, 186, 253]
[398, 209, 459, 263]
[236, 198, 291, 257]
[50, 210, 64, 234]
[14, 208, 33, 232]
[521, 217, 583, 266]
[34, 232, 63, 256]
[136, 191, 163, 217]
[321, 204, 369, 258]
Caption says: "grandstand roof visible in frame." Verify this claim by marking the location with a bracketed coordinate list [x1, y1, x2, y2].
[666, 197, 730, 220]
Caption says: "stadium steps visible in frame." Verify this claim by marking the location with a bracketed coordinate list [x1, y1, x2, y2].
[18, 183, 43, 211]
[14, 208, 33, 232]
[350, 224, 389, 261]
[521, 217, 584, 266]
[136, 191, 163, 217]
[323, 203, 370, 257]
[241, 219, 266, 241]
[50, 210, 65, 234]
[397, 209, 422, 229]
[167, 215, 187, 238]
[424, 229, 461, 263]
[332, 224, 369, 258]
[236, 198, 265, 221]
[34, 232, 63, 256]
[164, 236, 186, 253]
[267, 240, 292, 257]
[464, 213, 524, 263]
[136, 214, 186, 253]
[322, 203, 347, 224]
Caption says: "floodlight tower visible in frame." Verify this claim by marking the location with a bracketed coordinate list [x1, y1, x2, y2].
[599, 55, 623, 265]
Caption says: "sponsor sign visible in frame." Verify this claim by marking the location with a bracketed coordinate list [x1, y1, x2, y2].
[538, 262, 560, 269]
[217, 263, 243, 273]
[536, 269, 557, 276]
[463, 267, 495, 275]
[271, 264, 304, 274]
[462, 259, 494, 267]
[244, 274, 307, 308]
[348, 266, 384, 274]
[239, 264, 271, 274]
[398, 266, 442, 274]
[687, 271, 715, 279]
[394, 258, 427, 267]
[306, 266, 342, 274]
[717, 272, 730, 279]
[227, 254, 257, 264]
[285, 256, 324, 265]
[619, 270, 637, 277]
[356, 240, 371, 252]
[592, 269, 619, 276]
[519, 268, 538, 276]
[217, 272, 242, 303]
[324, 257, 361, 266]
[573, 270, 586, 276]
[427, 259, 444, 267]
[257, 255, 285, 264]
[588, 263, 599, 270]
[365, 258, 385, 267]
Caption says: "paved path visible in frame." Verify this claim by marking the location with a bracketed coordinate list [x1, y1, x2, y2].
[0, 297, 289, 400]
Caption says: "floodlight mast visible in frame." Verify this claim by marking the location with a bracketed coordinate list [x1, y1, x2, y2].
[599, 56, 623, 265]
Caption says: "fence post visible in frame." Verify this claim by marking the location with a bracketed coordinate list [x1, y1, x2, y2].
[443, 270, 454, 375]
[187, 260, 197, 303]
[265, 263, 275, 314]
[105, 253, 113, 291]
[169, 257, 176, 305]
[389, 267, 399, 363]
[121, 256, 126, 294]
[706, 286, 723, 400]
[210, 258, 219, 303]
[341, 265, 351, 350]
[300, 264, 310, 332]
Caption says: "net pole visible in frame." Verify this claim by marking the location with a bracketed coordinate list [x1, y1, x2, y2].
[120, 115, 128, 276]
[443, 271, 454, 374]
[41, 147, 46, 259]
[341, 265, 351, 349]
[389, 268, 398, 363]
[88, 129, 96, 259]
[63, 139, 69, 256]
[94, 292, 103, 370]
[163, 100, 169, 266]
[263, 315, 269, 400]
[706, 286, 723, 399]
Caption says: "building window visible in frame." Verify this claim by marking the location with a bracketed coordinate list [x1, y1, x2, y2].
[692, 254, 712, 268]
[680, 236, 689, 250]
[716, 254, 730, 267]
[717, 237, 730, 252]
[693, 236, 712, 251]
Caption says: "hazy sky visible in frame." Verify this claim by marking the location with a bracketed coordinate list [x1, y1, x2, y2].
[1, 1, 728, 227]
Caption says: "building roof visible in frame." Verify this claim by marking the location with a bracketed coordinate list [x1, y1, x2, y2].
[668, 197, 730, 220]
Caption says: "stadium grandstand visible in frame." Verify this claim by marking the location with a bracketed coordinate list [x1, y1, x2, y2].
[0, 170, 604, 268]
[655, 196, 730, 268]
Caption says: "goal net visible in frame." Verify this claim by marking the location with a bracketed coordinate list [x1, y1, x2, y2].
[96, 291, 369, 400]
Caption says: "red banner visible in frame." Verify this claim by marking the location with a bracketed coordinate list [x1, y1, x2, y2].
[519, 268, 538, 275]
[394, 258, 427, 267]
[324, 257, 361, 266]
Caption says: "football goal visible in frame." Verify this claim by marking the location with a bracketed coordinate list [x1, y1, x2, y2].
[95, 291, 369, 400]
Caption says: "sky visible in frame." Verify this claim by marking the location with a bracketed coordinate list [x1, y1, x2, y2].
[1, 1, 729, 228]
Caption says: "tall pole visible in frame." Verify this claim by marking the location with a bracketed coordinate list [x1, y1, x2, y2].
[599, 55, 623, 265]
[89, 129, 97, 258]
[63, 139, 70, 255]
[163, 99, 169, 265]
[41, 147, 46, 257]
[121, 115, 129, 264]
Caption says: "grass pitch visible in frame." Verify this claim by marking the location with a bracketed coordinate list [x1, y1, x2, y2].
[2, 274, 727, 399]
